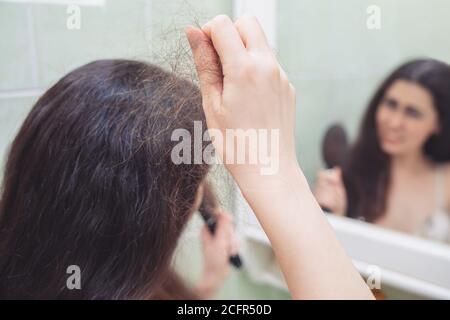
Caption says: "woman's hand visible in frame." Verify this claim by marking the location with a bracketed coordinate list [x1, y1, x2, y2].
[314, 168, 347, 215]
[196, 210, 239, 299]
[186, 15, 297, 183]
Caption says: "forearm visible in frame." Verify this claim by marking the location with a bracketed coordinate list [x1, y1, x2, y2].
[237, 164, 374, 300]
[186, 16, 374, 300]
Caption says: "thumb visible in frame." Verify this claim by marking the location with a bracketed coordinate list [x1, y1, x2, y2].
[334, 167, 343, 181]
[329, 167, 343, 186]
[185, 26, 223, 113]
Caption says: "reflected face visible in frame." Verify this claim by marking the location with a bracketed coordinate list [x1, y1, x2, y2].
[376, 80, 440, 157]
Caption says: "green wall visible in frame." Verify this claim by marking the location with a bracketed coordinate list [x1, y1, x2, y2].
[277, 0, 450, 183]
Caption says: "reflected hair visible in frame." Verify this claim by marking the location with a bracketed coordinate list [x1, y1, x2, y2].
[343, 59, 450, 222]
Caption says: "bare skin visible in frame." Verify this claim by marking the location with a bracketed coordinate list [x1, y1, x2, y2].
[314, 80, 450, 235]
[191, 184, 239, 299]
[186, 15, 373, 300]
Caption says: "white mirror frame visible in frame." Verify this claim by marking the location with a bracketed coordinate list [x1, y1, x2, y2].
[234, 185, 450, 299]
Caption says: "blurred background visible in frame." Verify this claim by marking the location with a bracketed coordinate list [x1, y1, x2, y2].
[1, 0, 449, 299]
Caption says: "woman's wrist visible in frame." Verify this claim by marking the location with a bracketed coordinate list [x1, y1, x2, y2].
[232, 158, 308, 196]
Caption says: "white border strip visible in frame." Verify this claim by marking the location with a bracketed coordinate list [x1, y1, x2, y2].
[1, 0, 105, 6]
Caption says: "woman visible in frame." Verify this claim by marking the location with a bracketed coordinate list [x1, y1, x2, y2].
[0, 59, 236, 299]
[0, 15, 374, 299]
[314, 59, 450, 242]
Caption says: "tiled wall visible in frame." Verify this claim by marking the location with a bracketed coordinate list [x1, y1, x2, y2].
[0, 0, 231, 161]
[0, 0, 291, 299]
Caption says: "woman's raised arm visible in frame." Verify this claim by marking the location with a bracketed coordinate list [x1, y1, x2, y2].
[186, 15, 373, 300]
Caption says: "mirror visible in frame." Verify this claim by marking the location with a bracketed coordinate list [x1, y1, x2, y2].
[275, 0, 450, 245]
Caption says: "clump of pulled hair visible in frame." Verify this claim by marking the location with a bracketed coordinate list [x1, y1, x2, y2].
[0, 59, 210, 299]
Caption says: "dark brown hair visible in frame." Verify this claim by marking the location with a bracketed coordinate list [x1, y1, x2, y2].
[343, 59, 450, 222]
[0, 59, 210, 299]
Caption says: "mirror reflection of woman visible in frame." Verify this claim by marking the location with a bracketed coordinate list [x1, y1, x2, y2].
[314, 59, 450, 242]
